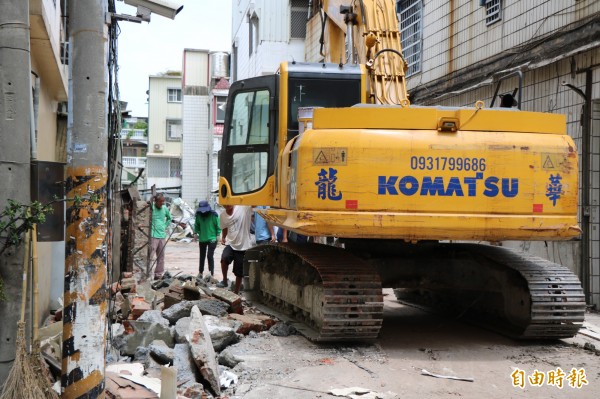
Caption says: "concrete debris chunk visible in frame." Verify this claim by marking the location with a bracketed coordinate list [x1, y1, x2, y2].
[123, 320, 175, 356]
[162, 300, 196, 324]
[175, 317, 191, 344]
[269, 322, 297, 337]
[187, 306, 221, 396]
[194, 298, 229, 317]
[138, 309, 170, 327]
[173, 343, 203, 390]
[203, 315, 241, 352]
[149, 339, 175, 364]
[218, 348, 244, 368]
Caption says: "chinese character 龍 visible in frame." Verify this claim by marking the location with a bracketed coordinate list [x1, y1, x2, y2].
[315, 168, 343, 201]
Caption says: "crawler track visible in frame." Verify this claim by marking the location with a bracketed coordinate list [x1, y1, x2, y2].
[474, 245, 585, 339]
[387, 244, 586, 339]
[245, 243, 384, 342]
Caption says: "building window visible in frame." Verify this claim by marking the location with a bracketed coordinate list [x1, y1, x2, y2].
[216, 96, 227, 123]
[249, 13, 259, 56]
[232, 44, 238, 82]
[166, 119, 182, 141]
[167, 88, 182, 102]
[398, 0, 422, 77]
[147, 157, 181, 178]
[485, 0, 501, 25]
[290, 0, 308, 39]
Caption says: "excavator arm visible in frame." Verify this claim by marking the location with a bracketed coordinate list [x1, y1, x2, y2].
[321, 0, 410, 105]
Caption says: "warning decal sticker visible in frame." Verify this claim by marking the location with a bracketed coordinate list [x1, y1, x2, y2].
[313, 148, 348, 166]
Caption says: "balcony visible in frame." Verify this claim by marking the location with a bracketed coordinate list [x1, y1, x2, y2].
[122, 156, 147, 169]
[121, 129, 148, 144]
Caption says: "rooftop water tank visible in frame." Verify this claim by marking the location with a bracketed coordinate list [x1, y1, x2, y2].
[209, 51, 230, 80]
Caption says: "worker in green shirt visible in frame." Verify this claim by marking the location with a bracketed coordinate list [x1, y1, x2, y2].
[194, 200, 221, 277]
[150, 193, 172, 279]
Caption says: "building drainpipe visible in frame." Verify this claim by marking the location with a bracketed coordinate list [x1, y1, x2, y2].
[61, 0, 109, 397]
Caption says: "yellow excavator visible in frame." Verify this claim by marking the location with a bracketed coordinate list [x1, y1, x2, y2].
[218, 0, 585, 341]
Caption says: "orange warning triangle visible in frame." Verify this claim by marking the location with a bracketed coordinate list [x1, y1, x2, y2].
[543, 156, 555, 169]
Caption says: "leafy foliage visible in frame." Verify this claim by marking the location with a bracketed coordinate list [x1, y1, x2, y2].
[0, 195, 99, 301]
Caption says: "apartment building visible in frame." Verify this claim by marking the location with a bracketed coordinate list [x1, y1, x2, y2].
[231, 0, 310, 81]
[0, 0, 69, 378]
[146, 73, 183, 196]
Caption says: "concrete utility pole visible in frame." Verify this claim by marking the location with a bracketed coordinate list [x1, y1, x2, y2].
[0, 0, 32, 382]
[62, 0, 109, 397]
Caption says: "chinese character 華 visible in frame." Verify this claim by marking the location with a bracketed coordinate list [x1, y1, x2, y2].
[546, 174, 563, 206]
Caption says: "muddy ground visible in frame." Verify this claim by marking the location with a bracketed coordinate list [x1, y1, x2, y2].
[164, 240, 600, 399]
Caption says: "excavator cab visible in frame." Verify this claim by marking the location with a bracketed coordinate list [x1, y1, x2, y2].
[219, 62, 365, 206]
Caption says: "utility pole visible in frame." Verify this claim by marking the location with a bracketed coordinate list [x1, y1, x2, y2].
[0, 0, 32, 382]
[61, 0, 109, 397]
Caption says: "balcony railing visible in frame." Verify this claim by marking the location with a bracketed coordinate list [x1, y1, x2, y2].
[120, 129, 148, 144]
[122, 156, 147, 169]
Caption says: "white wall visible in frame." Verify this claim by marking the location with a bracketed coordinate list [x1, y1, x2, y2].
[182, 95, 210, 205]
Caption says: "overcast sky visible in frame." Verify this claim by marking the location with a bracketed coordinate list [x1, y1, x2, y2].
[116, 0, 232, 117]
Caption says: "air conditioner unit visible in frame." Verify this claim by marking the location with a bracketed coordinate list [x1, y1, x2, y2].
[153, 144, 164, 152]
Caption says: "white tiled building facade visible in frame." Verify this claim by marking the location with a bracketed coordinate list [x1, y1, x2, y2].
[398, 0, 600, 307]
[181, 49, 210, 207]
[231, 0, 309, 81]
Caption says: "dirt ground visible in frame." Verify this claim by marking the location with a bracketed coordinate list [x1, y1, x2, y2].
[164, 240, 600, 399]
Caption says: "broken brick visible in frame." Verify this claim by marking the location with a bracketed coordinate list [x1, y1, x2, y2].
[227, 313, 276, 335]
[212, 288, 243, 314]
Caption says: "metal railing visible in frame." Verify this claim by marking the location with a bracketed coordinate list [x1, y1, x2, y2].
[122, 156, 147, 168]
[120, 129, 147, 143]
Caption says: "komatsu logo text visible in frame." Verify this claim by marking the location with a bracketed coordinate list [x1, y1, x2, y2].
[378, 173, 519, 198]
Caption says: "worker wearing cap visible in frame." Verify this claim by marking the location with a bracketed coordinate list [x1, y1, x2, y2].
[194, 200, 221, 278]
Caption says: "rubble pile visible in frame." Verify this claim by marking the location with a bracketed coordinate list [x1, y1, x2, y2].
[104, 271, 294, 398]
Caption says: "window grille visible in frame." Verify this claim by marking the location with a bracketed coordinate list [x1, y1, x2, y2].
[485, 0, 501, 25]
[170, 158, 181, 177]
[146, 158, 181, 178]
[398, 0, 422, 77]
[166, 119, 182, 141]
[167, 88, 181, 102]
[291, 0, 309, 39]
[147, 158, 170, 178]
